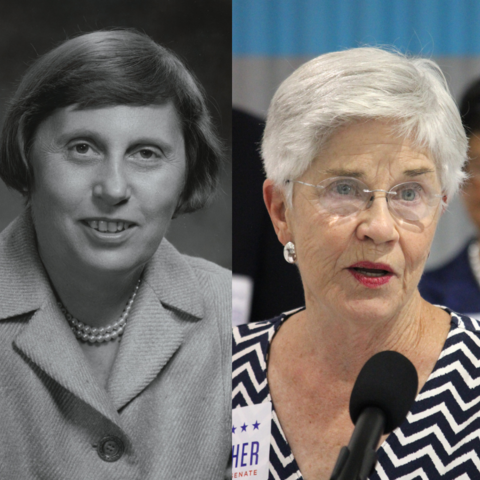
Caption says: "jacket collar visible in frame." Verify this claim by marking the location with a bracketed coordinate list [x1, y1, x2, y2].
[0, 210, 205, 321]
[143, 237, 205, 320]
[0, 210, 51, 320]
[1, 210, 207, 417]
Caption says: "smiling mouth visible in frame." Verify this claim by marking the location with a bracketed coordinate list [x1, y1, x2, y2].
[86, 220, 134, 233]
[349, 267, 392, 277]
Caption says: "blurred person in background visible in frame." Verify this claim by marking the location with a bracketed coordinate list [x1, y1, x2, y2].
[419, 79, 480, 319]
[232, 108, 304, 325]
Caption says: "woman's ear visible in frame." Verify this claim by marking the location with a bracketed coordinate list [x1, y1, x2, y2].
[263, 179, 292, 246]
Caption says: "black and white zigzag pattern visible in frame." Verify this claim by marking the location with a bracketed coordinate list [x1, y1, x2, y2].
[232, 309, 480, 479]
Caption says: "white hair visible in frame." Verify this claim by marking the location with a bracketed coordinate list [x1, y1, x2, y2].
[262, 47, 468, 203]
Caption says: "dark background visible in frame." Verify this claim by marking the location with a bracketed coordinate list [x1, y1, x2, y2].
[0, 0, 232, 268]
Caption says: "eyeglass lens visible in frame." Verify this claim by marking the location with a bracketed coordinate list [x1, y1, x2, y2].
[315, 177, 440, 221]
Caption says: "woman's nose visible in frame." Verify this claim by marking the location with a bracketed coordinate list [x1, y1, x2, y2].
[355, 195, 400, 244]
[92, 159, 131, 206]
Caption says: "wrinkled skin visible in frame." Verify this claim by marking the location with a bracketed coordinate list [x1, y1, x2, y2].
[264, 120, 444, 334]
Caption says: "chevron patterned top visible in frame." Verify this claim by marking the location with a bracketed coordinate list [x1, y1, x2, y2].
[233, 307, 480, 479]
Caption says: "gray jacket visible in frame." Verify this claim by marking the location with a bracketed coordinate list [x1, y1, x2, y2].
[0, 212, 231, 479]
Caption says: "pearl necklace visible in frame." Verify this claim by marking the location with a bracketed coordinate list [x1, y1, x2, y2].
[468, 239, 480, 289]
[58, 279, 141, 343]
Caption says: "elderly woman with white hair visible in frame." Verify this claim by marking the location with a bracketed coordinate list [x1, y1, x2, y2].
[232, 47, 478, 480]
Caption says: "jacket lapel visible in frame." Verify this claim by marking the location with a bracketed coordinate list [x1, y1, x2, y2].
[13, 296, 121, 426]
[107, 282, 185, 410]
[0, 213, 207, 417]
[1, 213, 121, 425]
[107, 239, 205, 411]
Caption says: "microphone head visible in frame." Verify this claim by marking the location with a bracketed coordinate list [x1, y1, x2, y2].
[349, 351, 418, 434]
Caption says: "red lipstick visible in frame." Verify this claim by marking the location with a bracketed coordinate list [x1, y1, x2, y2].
[347, 261, 394, 288]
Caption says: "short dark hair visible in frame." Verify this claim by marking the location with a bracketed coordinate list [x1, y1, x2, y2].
[0, 29, 222, 215]
[460, 78, 480, 137]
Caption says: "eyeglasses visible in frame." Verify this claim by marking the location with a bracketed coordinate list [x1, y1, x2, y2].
[286, 176, 443, 222]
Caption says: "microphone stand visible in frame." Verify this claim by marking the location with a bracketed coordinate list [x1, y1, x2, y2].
[330, 407, 385, 480]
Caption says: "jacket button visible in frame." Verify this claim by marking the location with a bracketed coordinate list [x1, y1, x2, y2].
[97, 436, 125, 462]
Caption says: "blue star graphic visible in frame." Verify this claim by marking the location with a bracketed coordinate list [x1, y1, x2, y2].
[252, 421, 260, 430]
[232, 425, 236, 434]
[241, 423, 248, 432]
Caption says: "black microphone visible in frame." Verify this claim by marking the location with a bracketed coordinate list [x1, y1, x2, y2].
[330, 351, 418, 480]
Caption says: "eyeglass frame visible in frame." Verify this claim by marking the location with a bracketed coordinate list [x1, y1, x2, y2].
[285, 177, 444, 222]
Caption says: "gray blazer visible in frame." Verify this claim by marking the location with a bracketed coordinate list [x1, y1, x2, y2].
[0, 212, 231, 479]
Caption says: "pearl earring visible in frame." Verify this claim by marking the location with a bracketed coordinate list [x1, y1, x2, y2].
[283, 241, 297, 264]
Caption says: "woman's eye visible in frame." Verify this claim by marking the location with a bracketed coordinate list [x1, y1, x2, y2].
[131, 148, 162, 161]
[74, 144, 90, 154]
[336, 184, 352, 195]
[330, 182, 360, 197]
[139, 149, 155, 159]
[395, 183, 425, 202]
[401, 189, 417, 201]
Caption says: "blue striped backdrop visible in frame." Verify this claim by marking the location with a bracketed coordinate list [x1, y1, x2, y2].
[233, 0, 480, 56]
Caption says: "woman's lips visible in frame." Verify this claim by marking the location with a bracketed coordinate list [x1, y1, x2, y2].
[84, 220, 135, 233]
[80, 219, 138, 244]
[347, 261, 394, 288]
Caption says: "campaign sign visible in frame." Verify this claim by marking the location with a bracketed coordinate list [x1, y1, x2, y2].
[232, 402, 272, 479]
